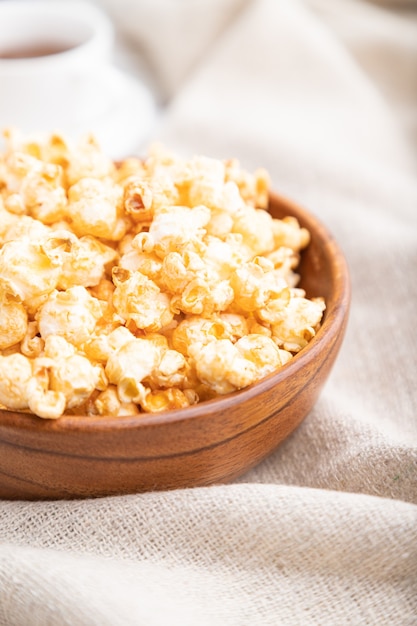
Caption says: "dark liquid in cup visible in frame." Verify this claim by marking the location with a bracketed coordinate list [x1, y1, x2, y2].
[0, 43, 74, 59]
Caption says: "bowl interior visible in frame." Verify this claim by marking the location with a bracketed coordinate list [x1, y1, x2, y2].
[0, 191, 349, 429]
[0, 191, 350, 498]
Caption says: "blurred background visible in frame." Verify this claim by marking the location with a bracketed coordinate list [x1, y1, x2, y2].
[0, 0, 416, 167]
[89, 0, 417, 153]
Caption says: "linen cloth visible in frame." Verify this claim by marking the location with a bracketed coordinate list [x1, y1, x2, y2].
[1, 0, 416, 624]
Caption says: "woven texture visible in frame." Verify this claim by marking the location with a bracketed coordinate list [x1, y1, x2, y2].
[1, 1, 416, 624]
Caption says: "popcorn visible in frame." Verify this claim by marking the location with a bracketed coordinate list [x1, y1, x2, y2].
[190, 334, 288, 395]
[138, 387, 194, 412]
[146, 348, 190, 390]
[160, 248, 206, 295]
[187, 156, 226, 209]
[20, 161, 67, 224]
[63, 134, 115, 186]
[230, 257, 290, 314]
[83, 326, 136, 364]
[26, 365, 66, 420]
[105, 337, 162, 403]
[112, 268, 174, 332]
[0, 200, 20, 244]
[191, 339, 258, 395]
[47, 351, 103, 409]
[94, 386, 141, 417]
[0, 238, 62, 303]
[2, 214, 51, 244]
[37, 285, 105, 346]
[20, 321, 44, 358]
[119, 244, 162, 282]
[0, 130, 324, 419]
[231, 205, 275, 255]
[234, 334, 286, 376]
[224, 159, 270, 208]
[149, 204, 211, 257]
[0, 299, 28, 350]
[57, 234, 117, 290]
[0, 353, 33, 409]
[66, 177, 126, 240]
[272, 216, 310, 252]
[171, 316, 223, 356]
[271, 296, 326, 352]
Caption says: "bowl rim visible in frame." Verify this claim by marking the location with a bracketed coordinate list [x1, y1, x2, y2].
[0, 191, 350, 433]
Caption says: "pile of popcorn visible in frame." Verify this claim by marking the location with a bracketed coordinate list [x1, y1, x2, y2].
[0, 130, 325, 419]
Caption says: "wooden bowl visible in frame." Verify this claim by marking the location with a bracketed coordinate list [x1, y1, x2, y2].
[0, 192, 350, 500]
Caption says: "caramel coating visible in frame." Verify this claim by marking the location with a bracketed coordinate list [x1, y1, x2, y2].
[0, 130, 324, 418]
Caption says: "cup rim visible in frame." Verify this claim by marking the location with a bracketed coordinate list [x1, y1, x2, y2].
[0, 0, 114, 68]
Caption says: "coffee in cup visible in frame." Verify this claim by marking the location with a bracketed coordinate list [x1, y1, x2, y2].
[0, 1, 114, 135]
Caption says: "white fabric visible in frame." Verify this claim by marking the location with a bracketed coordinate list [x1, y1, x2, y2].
[1, 1, 416, 624]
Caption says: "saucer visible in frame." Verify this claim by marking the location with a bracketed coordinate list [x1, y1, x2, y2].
[0, 66, 157, 158]
[73, 65, 158, 159]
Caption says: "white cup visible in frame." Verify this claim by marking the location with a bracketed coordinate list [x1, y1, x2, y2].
[0, 1, 115, 135]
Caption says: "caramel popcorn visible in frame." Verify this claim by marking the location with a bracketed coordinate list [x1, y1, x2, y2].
[0, 130, 324, 419]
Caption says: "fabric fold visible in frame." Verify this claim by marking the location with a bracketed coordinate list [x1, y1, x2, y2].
[1, 485, 416, 626]
[0, 0, 416, 624]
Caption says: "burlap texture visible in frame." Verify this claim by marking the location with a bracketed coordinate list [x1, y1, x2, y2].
[1, 1, 416, 624]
